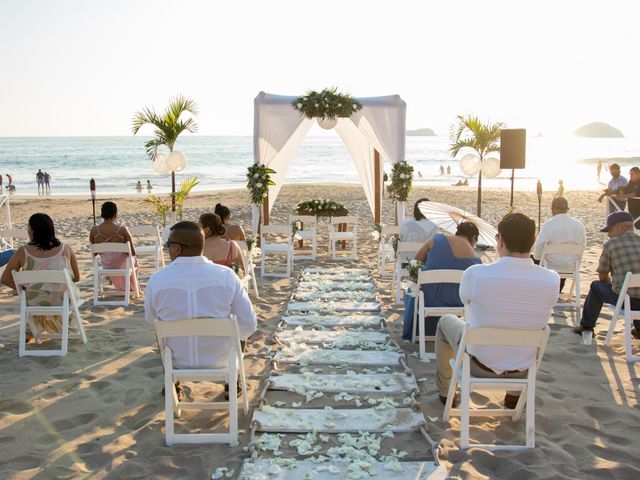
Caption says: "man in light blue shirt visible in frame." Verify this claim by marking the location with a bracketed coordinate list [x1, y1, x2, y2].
[599, 163, 628, 213]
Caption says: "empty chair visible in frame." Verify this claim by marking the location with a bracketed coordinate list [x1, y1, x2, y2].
[328, 215, 358, 260]
[378, 225, 400, 278]
[12, 268, 87, 356]
[604, 272, 640, 362]
[539, 243, 583, 322]
[0, 228, 29, 249]
[260, 224, 294, 278]
[290, 215, 317, 261]
[443, 324, 551, 450]
[414, 269, 464, 360]
[155, 318, 249, 445]
[128, 225, 165, 278]
[394, 241, 424, 304]
[90, 242, 140, 306]
[233, 240, 259, 297]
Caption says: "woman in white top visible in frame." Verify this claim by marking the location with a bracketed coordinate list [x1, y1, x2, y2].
[399, 197, 438, 243]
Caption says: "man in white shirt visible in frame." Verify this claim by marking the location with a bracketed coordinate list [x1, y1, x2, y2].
[435, 213, 559, 408]
[532, 197, 586, 291]
[145, 221, 257, 373]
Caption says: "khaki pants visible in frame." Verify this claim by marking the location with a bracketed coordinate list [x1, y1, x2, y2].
[435, 314, 527, 397]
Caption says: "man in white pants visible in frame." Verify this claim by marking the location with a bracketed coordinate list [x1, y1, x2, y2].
[435, 213, 559, 408]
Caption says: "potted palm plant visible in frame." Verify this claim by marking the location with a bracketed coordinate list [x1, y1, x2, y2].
[450, 115, 504, 217]
[132, 94, 198, 211]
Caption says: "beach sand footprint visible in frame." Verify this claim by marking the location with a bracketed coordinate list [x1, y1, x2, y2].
[51, 413, 98, 432]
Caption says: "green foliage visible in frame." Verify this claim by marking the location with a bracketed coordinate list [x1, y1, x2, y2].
[246, 164, 276, 205]
[292, 87, 362, 120]
[174, 177, 199, 220]
[388, 161, 414, 202]
[132, 94, 199, 160]
[142, 195, 171, 227]
[296, 199, 346, 215]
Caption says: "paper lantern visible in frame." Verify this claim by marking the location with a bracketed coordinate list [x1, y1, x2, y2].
[317, 117, 337, 130]
[152, 153, 170, 173]
[459, 153, 481, 176]
[481, 157, 501, 179]
[166, 151, 188, 172]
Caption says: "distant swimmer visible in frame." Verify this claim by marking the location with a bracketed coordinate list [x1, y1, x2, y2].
[447, 165, 451, 175]
[439, 164, 445, 176]
[136, 180, 143, 192]
[146, 179, 153, 192]
[36, 169, 44, 195]
[44, 171, 51, 195]
[463, 179, 468, 186]
[452, 180, 463, 186]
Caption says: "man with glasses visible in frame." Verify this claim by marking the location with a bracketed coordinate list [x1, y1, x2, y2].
[145, 221, 257, 396]
[435, 213, 559, 408]
[574, 211, 640, 338]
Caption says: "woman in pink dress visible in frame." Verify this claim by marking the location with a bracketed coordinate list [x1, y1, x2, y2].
[199, 213, 242, 268]
[89, 201, 139, 291]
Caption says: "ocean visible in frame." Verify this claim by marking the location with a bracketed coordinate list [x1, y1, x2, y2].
[0, 135, 638, 197]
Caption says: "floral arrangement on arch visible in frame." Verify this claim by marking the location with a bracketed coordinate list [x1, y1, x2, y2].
[296, 199, 346, 215]
[388, 161, 414, 202]
[292, 87, 362, 120]
[246, 164, 276, 205]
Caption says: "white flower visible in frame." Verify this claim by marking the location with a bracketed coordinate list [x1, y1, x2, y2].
[253, 173, 259, 178]
[314, 200, 320, 204]
[338, 103, 342, 107]
[353, 104, 358, 109]
[297, 103, 302, 108]
[409, 259, 419, 267]
[262, 192, 267, 197]
[255, 182, 262, 188]
[403, 183, 407, 188]
[371, 231, 380, 240]
[315, 103, 319, 107]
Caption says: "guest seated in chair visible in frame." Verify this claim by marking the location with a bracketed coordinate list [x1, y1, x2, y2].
[215, 203, 246, 241]
[435, 213, 559, 408]
[1, 213, 81, 336]
[145, 221, 256, 372]
[89, 201, 139, 291]
[399, 198, 438, 243]
[402, 222, 482, 341]
[199, 213, 243, 269]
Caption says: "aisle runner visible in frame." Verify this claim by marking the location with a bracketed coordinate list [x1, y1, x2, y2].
[239, 267, 447, 480]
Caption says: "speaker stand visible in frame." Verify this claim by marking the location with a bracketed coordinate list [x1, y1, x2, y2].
[509, 168, 515, 209]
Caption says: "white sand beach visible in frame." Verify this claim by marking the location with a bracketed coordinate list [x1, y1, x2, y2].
[1, 184, 639, 479]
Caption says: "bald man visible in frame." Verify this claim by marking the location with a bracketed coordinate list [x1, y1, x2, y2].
[144, 221, 257, 371]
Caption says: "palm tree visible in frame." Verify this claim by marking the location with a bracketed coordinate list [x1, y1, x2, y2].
[449, 115, 504, 217]
[132, 94, 198, 211]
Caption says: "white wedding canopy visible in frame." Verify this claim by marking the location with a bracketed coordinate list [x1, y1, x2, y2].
[252, 91, 407, 233]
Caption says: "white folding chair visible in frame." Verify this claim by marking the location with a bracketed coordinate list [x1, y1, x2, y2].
[155, 318, 249, 446]
[328, 215, 358, 260]
[539, 242, 583, 324]
[128, 225, 165, 278]
[0, 228, 29, 249]
[290, 215, 317, 261]
[378, 225, 400, 278]
[394, 241, 424, 304]
[414, 269, 464, 361]
[443, 324, 551, 450]
[90, 242, 140, 306]
[233, 240, 259, 297]
[12, 268, 87, 357]
[604, 272, 640, 363]
[260, 224, 294, 278]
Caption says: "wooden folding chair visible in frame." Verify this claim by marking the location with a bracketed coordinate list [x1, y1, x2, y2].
[155, 318, 249, 445]
[604, 272, 640, 363]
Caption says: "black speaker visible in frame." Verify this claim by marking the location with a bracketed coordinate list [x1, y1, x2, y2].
[500, 129, 526, 169]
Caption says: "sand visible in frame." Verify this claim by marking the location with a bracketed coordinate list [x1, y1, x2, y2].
[0, 184, 639, 479]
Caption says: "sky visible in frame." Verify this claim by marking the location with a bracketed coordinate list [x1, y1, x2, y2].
[1, 0, 639, 138]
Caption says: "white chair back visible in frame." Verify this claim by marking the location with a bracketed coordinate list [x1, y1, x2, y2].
[378, 226, 400, 277]
[394, 241, 424, 304]
[290, 215, 318, 261]
[90, 242, 139, 306]
[233, 240, 259, 297]
[128, 225, 165, 276]
[0, 228, 29, 249]
[154, 318, 248, 445]
[328, 216, 358, 260]
[12, 268, 87, 356]
[604, 272, 640, 362]
[540, 242, 583, 322]
[260, 224, 294, 278]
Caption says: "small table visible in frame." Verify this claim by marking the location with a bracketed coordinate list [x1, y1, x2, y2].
[296, 208, 349, 249]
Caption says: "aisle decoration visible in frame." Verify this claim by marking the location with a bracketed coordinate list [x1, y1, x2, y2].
[388, 161, 414, 202]
[246, 164, 276, 205]
[292, 87, 362, 130]
[296, 199, 346, 215]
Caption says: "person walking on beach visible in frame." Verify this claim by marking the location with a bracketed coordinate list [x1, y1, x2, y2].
[43, 172, 51, 195]
[435, 213, 559, 408]
[0, 174, 3, 191]
[146, 180, 152, 193]
[136, 181, 142, 193]
[597, 160, 603, 182]
[36, 169, 44, 195]
[6, 174, 14, 192]
[598, 163, 628, 214]
[574, 211, 640, 338]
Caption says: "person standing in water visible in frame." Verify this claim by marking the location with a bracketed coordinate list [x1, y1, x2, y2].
[43, 172, 51, 195]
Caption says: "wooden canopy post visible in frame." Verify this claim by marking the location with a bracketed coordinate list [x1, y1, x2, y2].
[262, 190, 270, 225]
[374, 149, 381, 224]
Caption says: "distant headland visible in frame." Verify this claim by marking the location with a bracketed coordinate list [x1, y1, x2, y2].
[574, 122, 624, 138]
[407, 128, 436, 136]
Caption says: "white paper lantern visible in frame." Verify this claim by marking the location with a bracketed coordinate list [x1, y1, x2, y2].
[152, 153, 170, 173]
[317, 117, 337, 130]
[459, 153, 481, 176]
[481, 157, 501, 179]
[166, 151, 188, 172]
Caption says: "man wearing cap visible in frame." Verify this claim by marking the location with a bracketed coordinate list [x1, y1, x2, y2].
[574, 211, 640, 337]
[533, 197, 586, 292]
[598, 163, 628, 214]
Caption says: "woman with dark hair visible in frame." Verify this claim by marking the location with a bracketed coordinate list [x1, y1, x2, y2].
[1, 213, 81, 335]
[214, 203, 245, 241]
[402, 221, 482, 341]
[89, 201, 138, 291]
[199, 213, 242, 268]
[399, 197, 438, 243]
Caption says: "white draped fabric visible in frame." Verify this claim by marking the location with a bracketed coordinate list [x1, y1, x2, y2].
[252, 91, 406, 232]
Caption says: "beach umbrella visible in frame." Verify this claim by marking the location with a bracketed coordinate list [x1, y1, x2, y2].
[90, 178, 96, 225]
[418, 200, 498, 248]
